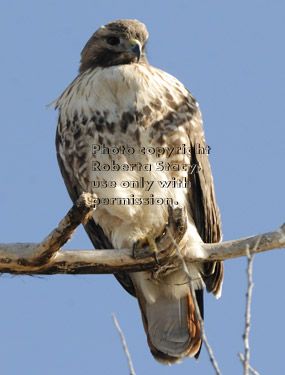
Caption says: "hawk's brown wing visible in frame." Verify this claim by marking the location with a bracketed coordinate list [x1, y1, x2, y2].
[55, 128, 136, 296]
[187, 107, 223, 297]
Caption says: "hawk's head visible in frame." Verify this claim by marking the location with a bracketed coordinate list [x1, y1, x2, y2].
[79, 19, 149, 73]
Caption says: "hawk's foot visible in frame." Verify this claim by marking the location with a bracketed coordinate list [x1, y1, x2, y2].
[132, 235, 161, 265]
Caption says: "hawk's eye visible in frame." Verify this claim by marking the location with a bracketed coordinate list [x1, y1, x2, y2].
[106, 36, 120, 46]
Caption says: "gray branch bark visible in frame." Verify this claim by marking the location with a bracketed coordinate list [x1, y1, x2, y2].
[0, 193, 284, 275]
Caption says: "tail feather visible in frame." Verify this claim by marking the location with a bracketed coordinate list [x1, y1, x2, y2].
[186, 291, 202, 360]
[131, 259, 223, 364]
[137, 287, 202, 365]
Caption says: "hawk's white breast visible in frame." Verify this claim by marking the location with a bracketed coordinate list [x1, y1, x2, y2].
[55, 63, 201, 250]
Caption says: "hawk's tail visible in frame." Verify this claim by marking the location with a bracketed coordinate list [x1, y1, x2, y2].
[136, 286, 203, 364]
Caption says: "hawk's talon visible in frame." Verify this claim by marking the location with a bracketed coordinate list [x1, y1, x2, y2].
[153, 251, 160, 265]
[132, 239, 140, 259]
[147, 235, 160, 265]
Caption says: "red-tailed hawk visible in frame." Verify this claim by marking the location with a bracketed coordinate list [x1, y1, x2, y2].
[54, 19, 223, 364]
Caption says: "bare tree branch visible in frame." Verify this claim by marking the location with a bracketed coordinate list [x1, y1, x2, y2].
[112, 314, 136, 375]
[0, 194, 284, 275]
[0, 192, 283, 373]
[0, 192, 95, 272]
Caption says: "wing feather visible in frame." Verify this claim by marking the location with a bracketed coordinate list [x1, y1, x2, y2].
[55, 128, 136, 296]
[186, 105, 223, 296]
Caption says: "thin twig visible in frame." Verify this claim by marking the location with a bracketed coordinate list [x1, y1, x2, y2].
[244, 245, 254, 375]
[238, 353, 259, 375]
[112, 313, 136, 375]
[167, 229, 222, 375]
[238, 238, 261, 375]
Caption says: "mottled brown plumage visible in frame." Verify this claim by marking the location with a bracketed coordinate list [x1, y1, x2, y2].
[54, 19, 223, 365]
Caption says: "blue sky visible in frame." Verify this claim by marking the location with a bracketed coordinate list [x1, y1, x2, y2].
[0, 1, 284, 374]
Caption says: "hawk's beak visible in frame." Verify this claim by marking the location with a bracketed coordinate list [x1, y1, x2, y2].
[129, 39, 142, 62]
